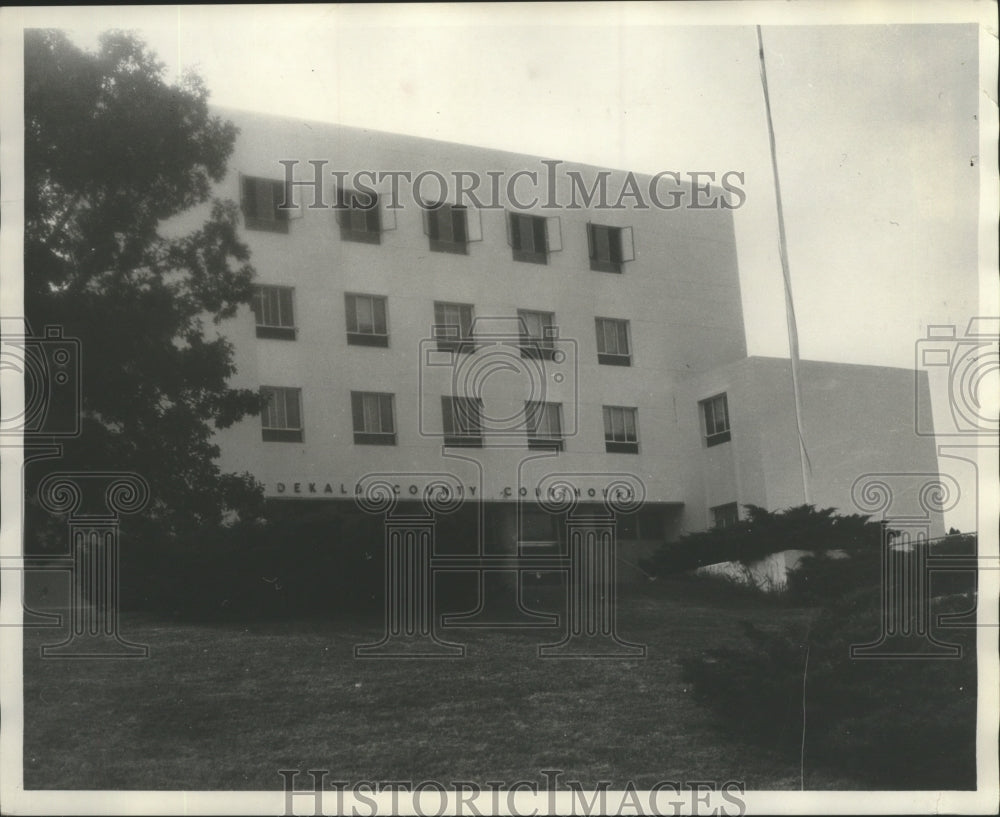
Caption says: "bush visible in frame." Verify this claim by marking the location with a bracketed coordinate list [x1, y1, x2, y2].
[643, 504, 885, 576]
[681, 583, 978, 789]
[120, 507, 380, 619]
[783, 549, 879, 606]
[785, 531, 979, 606]
[120, 505, 480, 621]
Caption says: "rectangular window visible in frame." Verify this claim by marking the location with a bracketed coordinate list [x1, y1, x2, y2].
[525, 401, 564, 451]
[241, 176, 291, 233]
[701, 394, 731, 447]
[517, 309, 558, 360]
[425, 204, 469, 254]
[252, 285, 296, 340]
[509, 213, 548, 264]
[520, 504, 558, 543]
[588, 223, 625, 273]
[442, 395, 484, 447]
[711, 502, 740, 530]
[595, 317, 631, 366]
[602, 405, 639, 454]
[337, 188, 381, 244]
[261, 387, 303, 442]
[345, 294, 389, 347]
[617, 506, 665, 540]
[351, 391, 396, 445]
[433, 301, 476, 352]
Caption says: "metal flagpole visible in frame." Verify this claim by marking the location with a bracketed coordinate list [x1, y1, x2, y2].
[756, 24, 813, 505]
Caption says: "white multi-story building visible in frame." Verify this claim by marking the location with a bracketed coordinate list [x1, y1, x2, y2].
[200, 109, 942, 575]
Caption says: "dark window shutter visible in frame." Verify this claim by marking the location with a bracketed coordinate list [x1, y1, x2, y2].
[261, 388, 275, 427]
[251, 287, 263, 324]
[509, 213, 521, 249]
[453, 208, 467, 244]
[366, 197, 381, 234]
[243, 177, 259, 217]
[609, 227, 622, 262]
[373, 298, 387, 335]
[379, 394, 394, 433]
[471, 398, 484, 433]
[255, 180, 274, 221]
[335, 188, 348, 228]
[345, 295, 358, 333]
[279, 288, 294, 326]
[618, 321, 629, 354]
[525, 401, 540, 433]
[274, 181, 290, 222]
[441, 397, 454, 434]
[351, 392, 365, 432]
[285, 390, 302, 429]
[532, 217, 546, 255]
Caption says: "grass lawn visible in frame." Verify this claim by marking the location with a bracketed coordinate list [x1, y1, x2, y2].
[21, 580, 859, 790]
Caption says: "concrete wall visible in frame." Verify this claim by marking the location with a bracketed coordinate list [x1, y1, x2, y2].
[678, 356, 944, 537]
[168, 110, 943, 545]
[190, 109, 746, 511]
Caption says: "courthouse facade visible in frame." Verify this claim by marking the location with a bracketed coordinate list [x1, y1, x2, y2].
[198, 109, 942, 575]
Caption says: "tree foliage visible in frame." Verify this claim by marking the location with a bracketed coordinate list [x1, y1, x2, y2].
[24, 29, 263, 541]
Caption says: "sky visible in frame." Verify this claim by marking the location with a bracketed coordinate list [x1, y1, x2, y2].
[3, 1, 997, 528]
[31, 3, 988, 370]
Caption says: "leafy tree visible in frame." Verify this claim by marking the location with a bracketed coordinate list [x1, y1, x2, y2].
[24, 29, 263, 544]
